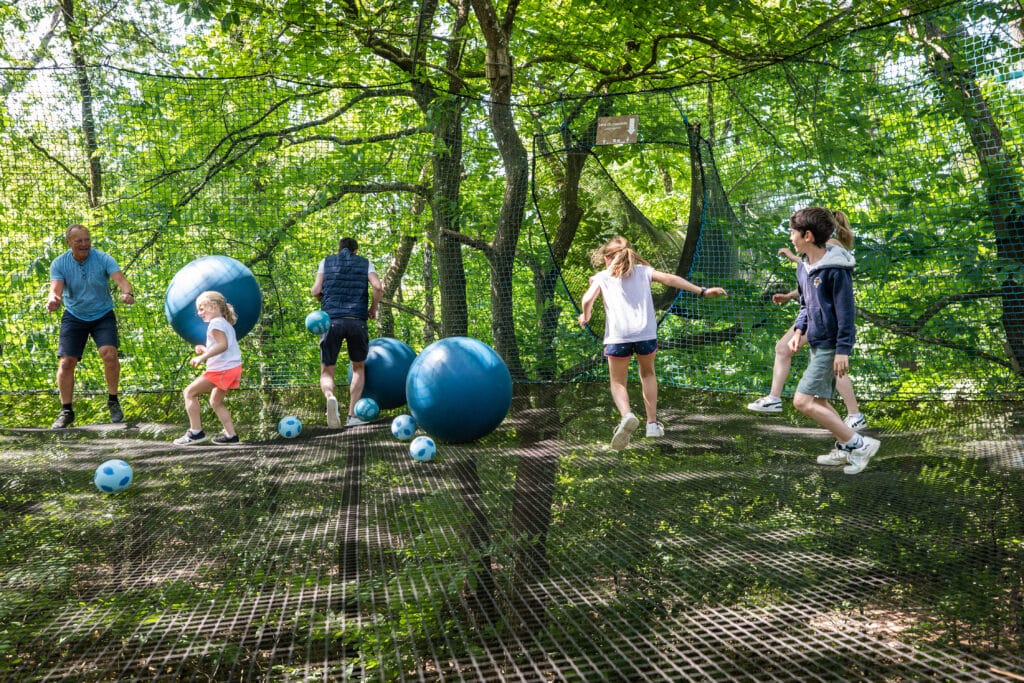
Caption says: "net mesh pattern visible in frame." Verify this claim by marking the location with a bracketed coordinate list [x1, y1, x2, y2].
[1, 386, 1022, 681]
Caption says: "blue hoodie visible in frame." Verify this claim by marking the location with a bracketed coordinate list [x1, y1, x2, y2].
[794, 244, 856, 355]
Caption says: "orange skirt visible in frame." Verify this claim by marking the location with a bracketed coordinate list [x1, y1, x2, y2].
[203, 365, 242, 390]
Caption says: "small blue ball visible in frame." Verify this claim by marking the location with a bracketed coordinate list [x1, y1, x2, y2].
[409, 435, 436, 462]
[278, 416, 302, 438]
[305, 310, 331, 335]
[354, 397, 379, 422]
[391, 414, 417, 441]
[94, 459, 133, 493]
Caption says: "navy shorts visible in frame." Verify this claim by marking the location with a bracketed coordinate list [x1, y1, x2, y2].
[320, 318, 369, 366]
[604, 339, 658, 358]
[58, 310, 119, 360]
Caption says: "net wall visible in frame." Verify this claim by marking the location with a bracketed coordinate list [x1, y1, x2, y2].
[1, 0, 1022, 404]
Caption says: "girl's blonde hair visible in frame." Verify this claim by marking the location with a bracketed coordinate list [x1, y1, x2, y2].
[831, 210, 855, 250]
[590, 236, 649, 278]
[196, 290, 238, 325]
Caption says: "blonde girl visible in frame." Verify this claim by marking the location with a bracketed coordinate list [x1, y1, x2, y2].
[173, 291, 243, 445]
[578, 236, 727, 450]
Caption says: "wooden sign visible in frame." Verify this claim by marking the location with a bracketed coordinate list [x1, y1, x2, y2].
[596, 115, 639, 145]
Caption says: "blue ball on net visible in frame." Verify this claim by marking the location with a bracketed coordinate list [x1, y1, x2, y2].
[94, 459, 133, 493]
[278, 416, 302, 438]
[391, 414, 417, 441]
[409, 435, 436, 462]
[354, 397, 379, 422]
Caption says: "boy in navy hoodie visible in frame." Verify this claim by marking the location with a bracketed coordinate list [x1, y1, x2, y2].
[788, 207, 880, 474]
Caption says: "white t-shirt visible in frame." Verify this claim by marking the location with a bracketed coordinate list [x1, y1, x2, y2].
[593, 264, 657, 344]
[205, 317, 241, 371]
[318, 258, 377, 275]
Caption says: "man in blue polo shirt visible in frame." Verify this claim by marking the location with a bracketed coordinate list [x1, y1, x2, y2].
[310, 237, 382, 428]
[47, 224, 136, 428]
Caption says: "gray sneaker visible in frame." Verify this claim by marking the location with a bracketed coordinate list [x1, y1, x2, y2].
[816, 444, 849, 466]
[51, 408, 75, 429]
[610, 412, 640, 450]
[842, 413, 867, 431]
[747, 396, 783, 413]
[108, 400, 124, 424]
[345, 415, 368, 427]
[843, 436, 880, 475]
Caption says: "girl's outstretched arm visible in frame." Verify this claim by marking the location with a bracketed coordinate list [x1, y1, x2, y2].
[652, 270, 727, 298]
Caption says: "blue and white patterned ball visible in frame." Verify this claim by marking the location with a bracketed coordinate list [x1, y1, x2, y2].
[409, 435, 436, 462]
[278, 415, 302, 438]
[94, 459, 133, 493]
[353, 397, 379, 422]
[391, 414, 417, 441]
[304, 310, 331, 335]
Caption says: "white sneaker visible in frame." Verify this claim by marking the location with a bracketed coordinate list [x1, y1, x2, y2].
[843, 436, 880, 475]
[843, 413, 867, 431]
[816, 444, 849, 466]
[345, 415, 368, 427]
[610, 412, 640, 450]
[326, 396, 341, 429]
[646, 422, 664, 438]
[747, 396, 782, 413]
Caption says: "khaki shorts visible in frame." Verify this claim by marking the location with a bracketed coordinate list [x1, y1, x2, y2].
[795, 346, 835, 399]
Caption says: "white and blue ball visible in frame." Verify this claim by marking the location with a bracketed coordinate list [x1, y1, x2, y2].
[94, 459, 133, 493]
[391, 414, 417, 441]
[409, 435, 436, 462]
[278, 415, 302, 438]
[305, 310, 331, 335]
[353, 397, 379, 422]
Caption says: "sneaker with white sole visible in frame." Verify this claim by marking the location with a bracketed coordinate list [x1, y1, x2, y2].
[345, 415, 368, 427]
[326, 396, 341, 429]
[610, 412, 640, 450]
[51, 408, 75, 429]
[842, 413, 867, 431]
[211, 432, 240, 445]
[747, 396, 783, 413]
[173, 429, 208, 446]
[646, 422, 664, 438]
[843, 436, 880, 475]
[816, 444, 849, 466]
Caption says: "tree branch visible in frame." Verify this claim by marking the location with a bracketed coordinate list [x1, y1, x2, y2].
[27, 136, 90, 193]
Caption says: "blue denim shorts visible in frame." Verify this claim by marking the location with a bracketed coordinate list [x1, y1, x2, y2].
[58, 309, 119, 359]
[604, 339, 658, 358]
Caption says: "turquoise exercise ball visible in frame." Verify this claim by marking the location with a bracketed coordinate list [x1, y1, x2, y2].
[164, 255, 263, 346]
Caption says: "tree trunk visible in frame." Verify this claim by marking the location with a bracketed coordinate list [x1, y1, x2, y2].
[914, 15, 1024, 373]
[469, 0, 527, 378]
[60, 0, 102, 208]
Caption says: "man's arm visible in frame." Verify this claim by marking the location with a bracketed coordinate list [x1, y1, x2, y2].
[368, 272, 383, 319]
[47, 280, 65, 312]
[311, 272, 324, 301]
[110, 271, 135, 304]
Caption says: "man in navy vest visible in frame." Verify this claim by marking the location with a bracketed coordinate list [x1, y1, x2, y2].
[311, 237, 383, 428]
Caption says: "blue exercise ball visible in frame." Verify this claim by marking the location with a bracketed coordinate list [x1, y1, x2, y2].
[406, 337, 512, 443]
[349, 338, 417, 410]
[165, 255, 263, 346]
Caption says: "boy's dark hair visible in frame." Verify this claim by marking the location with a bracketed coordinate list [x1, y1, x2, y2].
[338, 237, 358, 253]
[790, 207, 836, 247]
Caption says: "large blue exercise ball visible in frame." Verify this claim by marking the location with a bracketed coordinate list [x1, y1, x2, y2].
[164, 255, 263, 346]
[406, 337, 512, 443]
[349, 338, 417, 410]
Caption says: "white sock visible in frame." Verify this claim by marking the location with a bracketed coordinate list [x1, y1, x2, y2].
[843, 434, 864, 450]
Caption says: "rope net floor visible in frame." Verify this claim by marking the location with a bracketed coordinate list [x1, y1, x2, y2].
[2, 385, 1023, 681]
